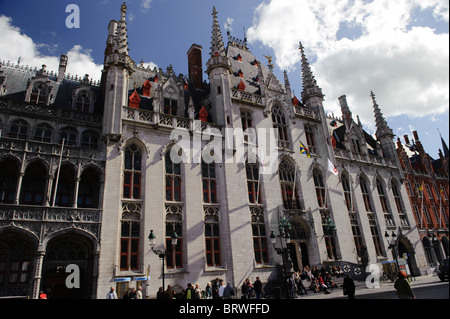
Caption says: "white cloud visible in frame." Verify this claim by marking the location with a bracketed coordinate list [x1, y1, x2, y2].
[0, 15, 103, 81]
[141, 0, 152, 12]
[247, 0, 449, 127]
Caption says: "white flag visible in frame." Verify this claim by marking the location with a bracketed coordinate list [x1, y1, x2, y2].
[328, 158, 338, 176]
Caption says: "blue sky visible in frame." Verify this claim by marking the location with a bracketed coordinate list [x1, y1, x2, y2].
[0, 0, 448, 158]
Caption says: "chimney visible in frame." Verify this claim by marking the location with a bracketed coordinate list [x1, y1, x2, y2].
[403, 134, 410, 145]
[58, 55, 68, 82]
[413, 130, 419, 141]
[187, 44, 203, 89]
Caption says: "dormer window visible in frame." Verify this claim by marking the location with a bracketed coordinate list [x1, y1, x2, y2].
[143, 80, 152, 97]
[75, 90, 91, 113]
[30, 82, 48, 105]
[237, 80, 246, 91]
[164, 98, 178, 116]
[237, 54, 242, 62]
[237, 70, 243, 78]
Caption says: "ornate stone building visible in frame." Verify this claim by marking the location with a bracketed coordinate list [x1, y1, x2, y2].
[396, 130, 449, 266]
[0, 3, 435, 299]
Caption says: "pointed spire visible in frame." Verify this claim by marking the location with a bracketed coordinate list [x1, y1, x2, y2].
[371, 91, 393, 137]
[210, 6, 226, 58]
[299, 42, 323, 102]
[116, 2, 129, 55]
[438, 128, 449, 157]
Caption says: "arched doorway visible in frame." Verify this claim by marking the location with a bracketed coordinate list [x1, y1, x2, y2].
[0, 232, 36, 297]
[398, 237, 419, 277]
[42, 234, 95, 299]
[288, 219, 310, 271]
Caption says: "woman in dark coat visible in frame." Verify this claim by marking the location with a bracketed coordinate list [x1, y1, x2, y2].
[343, 274, 356, 299]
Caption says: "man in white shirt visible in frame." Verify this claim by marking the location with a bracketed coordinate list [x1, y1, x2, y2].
[106, 286, 118, 299]
[218, 281, 225, 299]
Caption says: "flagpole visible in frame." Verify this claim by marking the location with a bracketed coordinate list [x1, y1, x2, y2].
[292, 161, 298, 208]
[347, 163, 353, 211]
[439, 188, 443, 229]
[52, 138, 65, 207]
[420, 183, 424, 228]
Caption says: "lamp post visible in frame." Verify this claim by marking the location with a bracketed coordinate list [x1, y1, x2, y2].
[148, 230, 178, 291]
[270, 216, 294, 298]
[427, 230, 440, 266]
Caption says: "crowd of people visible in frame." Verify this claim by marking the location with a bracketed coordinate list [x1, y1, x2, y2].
[106, 265, 352, 299]
[154, 276, 264, 300]
[291, 265, 343, 295]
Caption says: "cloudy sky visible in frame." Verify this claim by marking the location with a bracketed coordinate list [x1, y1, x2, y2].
[0, 0, 448, 158]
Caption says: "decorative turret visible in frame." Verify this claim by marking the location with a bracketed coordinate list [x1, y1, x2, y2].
[372, 91, 393, 139]
[205, 7, 232, 126]
[101, 2, 135, 140]
[299, 42, 324, 106]
[371, 91, 396, 160]
[206, 7, 231, 74]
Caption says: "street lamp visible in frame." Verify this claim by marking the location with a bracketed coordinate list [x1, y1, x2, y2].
[270, 215, 294, 298]
[148, 230, 178, 290]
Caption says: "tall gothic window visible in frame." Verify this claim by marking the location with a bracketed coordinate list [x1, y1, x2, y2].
[123, 144, 142, 199]
[392, 180, 409, 226]
[166, 219, 183, 268]
[360, 176, 373, 212]
[376, 178, 394, 227]
[0, 159, 19, 204]
[304, 125, 316, 154]
[205, 220, 221, 267]
[20, 162, 46, 206]
[81, 131, 98, 150]
[272, 105, 289, 148]
[313, 168, 326, 207]
[251, 206, 269, 264]
[202, 161, 217, 204]
[120, 219, 140, 271]
[165, 152, 182, 202]
[30, 82, 48, 105]
[241, 110, 254, 143]
[246, 162, 262, 204]
[279, 159, 302, 210]
[342, 173, 354, 211]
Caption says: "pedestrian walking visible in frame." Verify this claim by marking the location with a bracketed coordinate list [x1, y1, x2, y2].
[343, 274, 355, 299]
[223, 283, 235, 299]
[106, 287, 117, 299]
[253, 277, 263, 299]
[394, 271, 416, 299]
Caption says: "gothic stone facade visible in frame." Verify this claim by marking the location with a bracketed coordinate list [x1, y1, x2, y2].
[0, 4, 435, 299]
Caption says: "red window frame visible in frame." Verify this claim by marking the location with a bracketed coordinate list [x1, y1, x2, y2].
[166, 238, 183, 269]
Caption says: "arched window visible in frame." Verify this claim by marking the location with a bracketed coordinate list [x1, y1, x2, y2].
[34, 123, 53, 143]
[8, 120, 29, 140]
[246, 162, 262, 204]
[202, 161, 217, 204]
[54, 165, 75, 207]
[77, 168, 100, 208]
[81, 131, 98, 150]
[123, 144, 142, 199]
[342, 173, 353, 211]
[272, 105, 289, 148]
[360, 176, 373, 212]
[30, 82, 48, 105]
[313, 168, 326, 207]
[376, 178, 394, 227]
[75, 90, 91, 113]
[165, 151, 182, 202]
[60, 127, 78, 146]
[20, 162, 46, 206]
[392, 180, 409, 226]
[360, 175, 383, 256]
[0, 159, 19, 204]
[279, 159, 302, 210]
[241, 110, 254, 143]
